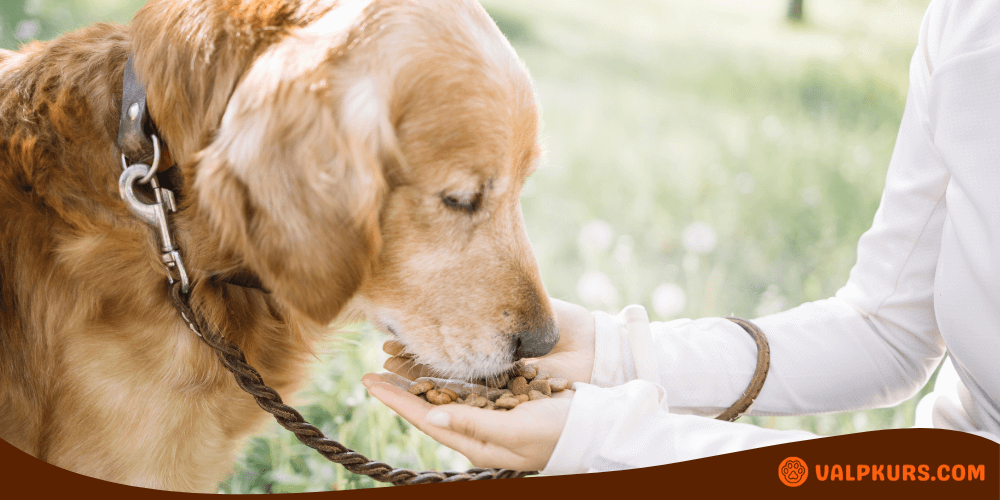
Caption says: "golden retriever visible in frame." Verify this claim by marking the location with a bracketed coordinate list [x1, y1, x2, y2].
[0, 0, 557, 491]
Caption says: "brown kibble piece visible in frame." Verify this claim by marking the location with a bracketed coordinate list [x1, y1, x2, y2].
[495, 397, 520, 409]
[486, 388, 506, 402]
[467, 394, 488, 408]
[529, 379, 551, 396]
[548, 378, 570, 392]
[511, 376, 529, 395]
[426, 389, 452, 405]
[494, 372, 510, 388]
[408, 381, 434, 395]
[528, 390, 548, 401]
[435, 372, 569, 409]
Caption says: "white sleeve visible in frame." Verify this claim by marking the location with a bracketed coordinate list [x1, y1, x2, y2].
[590, 0, 952, 418]
[542, 381, 817, 475]
[542, 0, 976, 475]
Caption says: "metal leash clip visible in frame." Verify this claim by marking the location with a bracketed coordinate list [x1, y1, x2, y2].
[118, 135, 190, 294]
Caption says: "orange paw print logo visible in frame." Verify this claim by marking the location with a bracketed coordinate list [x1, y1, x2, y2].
[779, 457, 808, 487]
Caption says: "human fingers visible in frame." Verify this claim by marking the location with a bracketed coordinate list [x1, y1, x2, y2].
[382, 340, 408, 356]
[366, 371, 412, 391]
[363, 377, 519, 466]
[418, 393, 574, 471]
[383, 355, 437, 380]
[525, 298, 595, 384]
[549, 298, 596, 350]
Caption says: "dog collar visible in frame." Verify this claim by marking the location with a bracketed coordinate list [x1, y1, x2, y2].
[116, 54, 268, 293]
[118, 55, 158, 166]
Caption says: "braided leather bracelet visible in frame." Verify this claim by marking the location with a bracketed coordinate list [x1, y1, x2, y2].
[715, 317, 771, 422]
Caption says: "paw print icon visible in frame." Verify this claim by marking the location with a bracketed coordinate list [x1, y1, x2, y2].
[779, 457, 808, 487]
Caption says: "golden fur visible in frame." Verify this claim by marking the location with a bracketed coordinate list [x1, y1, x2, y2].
[0, 0, 554, 491]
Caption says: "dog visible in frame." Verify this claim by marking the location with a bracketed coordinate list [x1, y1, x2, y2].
[0, 0, 558, 491]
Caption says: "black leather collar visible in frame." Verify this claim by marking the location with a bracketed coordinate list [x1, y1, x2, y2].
[118, 55, 158, 166]
[118, 54, 268, 294]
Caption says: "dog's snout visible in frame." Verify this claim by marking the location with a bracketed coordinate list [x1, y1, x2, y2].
[513, 319, 559, 359]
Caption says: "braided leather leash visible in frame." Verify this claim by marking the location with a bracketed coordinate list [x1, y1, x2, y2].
[168, 281, 533, 485]
[165, 280, 769, 486]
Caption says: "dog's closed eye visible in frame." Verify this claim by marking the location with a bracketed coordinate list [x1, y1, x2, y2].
[441, 178, 495, 213]
[441, 189, 483, 213]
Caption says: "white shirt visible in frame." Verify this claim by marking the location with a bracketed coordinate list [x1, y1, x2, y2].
[543, 0, 1000, 475]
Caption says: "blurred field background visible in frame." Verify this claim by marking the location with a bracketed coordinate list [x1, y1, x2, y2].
[2, 0, 937, 492]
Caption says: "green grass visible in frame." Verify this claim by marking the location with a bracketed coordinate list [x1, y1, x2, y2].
[3, 0, 938, 492]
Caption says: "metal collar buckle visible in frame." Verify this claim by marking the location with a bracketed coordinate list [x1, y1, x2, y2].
[116, 53, 268, 296]
[118, 135, 190, 293]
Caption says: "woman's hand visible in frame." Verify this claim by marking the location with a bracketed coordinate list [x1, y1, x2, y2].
[370, 298, 594, 470]
[362, 372, 573, 471]
[382, 297, 597, 385]
[530, 298, 596, 385]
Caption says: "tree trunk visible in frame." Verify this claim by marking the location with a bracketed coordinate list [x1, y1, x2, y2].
[788, 0, 804, 21]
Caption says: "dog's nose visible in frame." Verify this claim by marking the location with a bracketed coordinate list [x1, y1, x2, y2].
[514, 319, 559, 359]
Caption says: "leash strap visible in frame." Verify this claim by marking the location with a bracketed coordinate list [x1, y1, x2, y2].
[168, 277, 769, 485]
[168, 281, 534, 485]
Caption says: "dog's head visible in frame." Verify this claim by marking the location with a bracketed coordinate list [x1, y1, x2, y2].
[131, 0, 556, 380]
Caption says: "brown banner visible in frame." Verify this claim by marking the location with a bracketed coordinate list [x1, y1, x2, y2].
[1, 428, 996, 499]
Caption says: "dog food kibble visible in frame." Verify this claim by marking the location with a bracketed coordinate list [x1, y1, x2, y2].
[518, 364, 538, 380]
[408, 380, 434, 395]
[412, 363, 571, 411]
[528, 390, 547, 401]
[486, 388, 506, 402]
[465, 394, 488, 408]
[511, 376, 529, 396]
[495, 397, 520, 409]
[529, 379, 551, 396]
[425, 389, 453, 405]
[547, 378, 570, 392]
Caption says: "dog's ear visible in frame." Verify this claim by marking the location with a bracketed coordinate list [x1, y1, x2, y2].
[194, 66, 396, 325]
